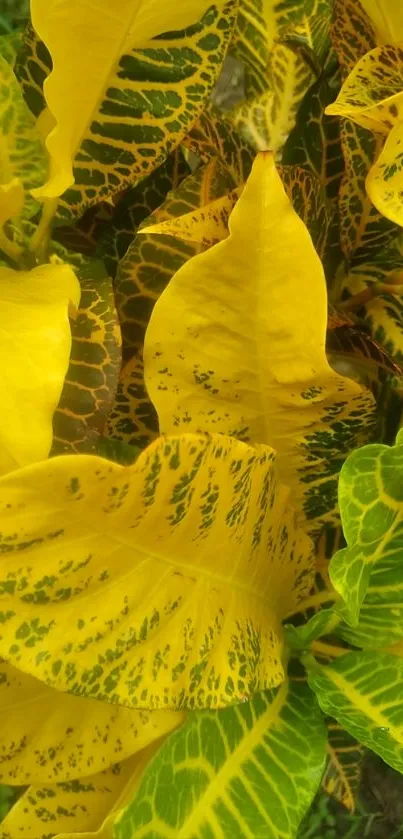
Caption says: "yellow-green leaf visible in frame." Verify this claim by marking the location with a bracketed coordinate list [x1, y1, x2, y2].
[0, 433, 314, 709]
[0, 262, 80, 476]
[30, 0, 237, 216]
[144, 152, 375, 533]
[0, 53, 47, 222]
[359, 0, 403, 44]
[308, 650, 403, 775]
[114, 679, 327, 839]
[0, 178, 24, 227]
[323, 720, 364, 812]
[0, 661, 182, 784]
[14, 21, 51, 119]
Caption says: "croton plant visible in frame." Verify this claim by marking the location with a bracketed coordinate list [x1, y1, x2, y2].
[0, 0, 403, 836]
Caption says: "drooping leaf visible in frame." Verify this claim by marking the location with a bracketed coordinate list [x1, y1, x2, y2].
[0, 660, 183, 784]
[1, 749, 157, 839]
[307, 650, 403, 775]
[30, 0, 237, 218]
[114, 679, 327, 839]
[329, 434, 403, 626]
[50, 258, 122, 456]
[359, 0, 403, 44]
[14, 21, 51, 119]
[144, 152, 375, 535]
[0, 262, 80, 476]
[0, 433, 314, 709]
[323, 719, 365, 812]
[0, 52, 47, 223]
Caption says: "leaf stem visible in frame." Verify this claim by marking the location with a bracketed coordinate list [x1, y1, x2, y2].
[28, 198, 58, 261]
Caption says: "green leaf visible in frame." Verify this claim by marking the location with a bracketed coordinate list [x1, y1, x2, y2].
[329, 435, 403, 626]
[0, 31, 22, 68]
[323, 719, 365, 812]
[31, 0, 237, 219]
[14, 21, 51, 118]
[51, 258, 122, 456]
[307, 650, 403, 775]
[285, 609, 340, 652]
[0, 433, 314, 709]
[114, 679, 327, 839]
[96, 437, 142, 466]
[144, 152, 375, 535]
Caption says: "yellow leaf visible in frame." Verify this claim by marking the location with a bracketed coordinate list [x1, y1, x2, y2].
[140, 188, 241, 245]
[144, 153, 375, 533]
[0, 433, 313, 709]
[359, 0, 403, 44]
[0, 263, 80, 476]
[0, 177, 24, 227]
[0, 660, 182, 784]
[325, 43, 403, 133]
[30, 0, 236, 205]
[366, 120, 403, 225]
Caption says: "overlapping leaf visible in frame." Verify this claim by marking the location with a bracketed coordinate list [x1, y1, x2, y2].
[145, 153, 375, 534]
[323, 719, 365, 812]
[329, 433, 403, 629]
[114, 679, 327, 839]
[308, 651, 403, 775]
[0, 433, 314, 709]
[106, 354, 159, 450]
[0, 660, 183, 784]
[30, 0, 237, 219]
[0, 263, 80, 476]
[359, 0, 403, 44]
[183, 105, 254, 184]
[14, 21, 51, 118]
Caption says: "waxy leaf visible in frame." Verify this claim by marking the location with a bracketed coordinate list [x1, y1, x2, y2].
[0, 263, 80, 476]
[0, 433, 313, 709]
[114, 679, 327, 839]
[0, 661, 182, 784]
[308, 651, 403, 775]
[30, 0, 236, 216]
[329, 435, 403, 625]
[145, 152, 375, 533]
[359, 0, 403, 44]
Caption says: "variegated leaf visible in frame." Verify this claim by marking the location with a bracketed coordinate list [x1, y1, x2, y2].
[105, 353, 159, 451]
[14, 21, 51, 119]
[183, 104, 254, 184]
[366, 120, 403, 226]
[323, 719, 365, 812]
[0, 31, 22, 69]
[141, 187, 241, 245]
[114, 679, 327, 839]
[31, 0, 237, 219]
[0, 433, 314, 709]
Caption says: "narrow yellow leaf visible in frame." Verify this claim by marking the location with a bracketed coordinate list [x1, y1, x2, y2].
[144, 153, 375, 532]
[0, 263, 80, 476]
[0, 177, 24, 227]
[0, 433, 314, 709]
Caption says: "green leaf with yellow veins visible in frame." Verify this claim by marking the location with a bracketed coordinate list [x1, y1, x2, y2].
[323, 719, 365, 812]
[0, 263, 80, 477]
[0, 53, 48, 226]
[115, 157, 235, 364]
[0, 660, 183, 785]
[0, 31, 22, 69]
[329, 434, 403, 626]
[183, 104, 254, 185]
[0, 433, 314, 709]
[145, 153, 375, 535]
[114, 679, 327, 839]
[14, 21, 51, 118]
[50, 258, 122, 456]
[30, 0, 237, 219]
[307, 651, 403, 775]
[106, 353, 159, 451]
[2, 747, 159, 839]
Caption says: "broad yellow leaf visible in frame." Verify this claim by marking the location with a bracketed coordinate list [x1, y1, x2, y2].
[366, 120, 403, 225]
[360, 0, 403, 44]
[0, 263, 80, 476]
[0, 660, 182, 784]
[144, 153, 375, 533]
[30, 0, 236, 210]
[0, 433, 313, 709]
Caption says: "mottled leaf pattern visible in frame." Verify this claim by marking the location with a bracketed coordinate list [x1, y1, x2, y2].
[0, 433, 314, 709]
[366, 120, 403, 226]
[114, 679, 327, 839]
[141, 187, 240, 245]
[359, 0, 403, 44]
[323, 720, 365, 812]
[183, 105, 254, 184]
[14, 21, 51, 119]
[308, 651, 403, 775]
[145, 153, 375, 534]
[0, 661, 182, 784]
[31, 0, 237, 219]
[106, 353, 159, 451]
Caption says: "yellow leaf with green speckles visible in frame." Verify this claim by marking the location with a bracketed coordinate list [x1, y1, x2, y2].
[0, 661, 182, 784]
[359, 0, 403, 44]
[144, 152, 375, 534]
[114, 678, 327, 839]
[30, 0, 237, 219]
[141, 187, 241, 245]
[0, 263, 80, 477]
[0, 433, 314, 709]
[2, 748, 158, 839]
[366, 120, 403, 226]
[0, 53, 47, 223]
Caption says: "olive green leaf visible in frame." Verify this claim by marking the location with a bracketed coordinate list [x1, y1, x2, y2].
[114, 679, 327, 839]
[0, 31, 22, 68]
[105, 353, 159, 451]
[279, 164, 330, 259]
[323, 720, 365, 812]
[51, 258, 122, 456]
[14, 21, 51, 119]
[0, 433, 314, 709]
[329, 434, 403, 626]
[0, 660, 183, 784]
[31, 0, 237, 219]
[0, 52, 47, 225]
[308, 650, 403, 775]
[183, 104, 254, 184]
[145, 152, 375, 534]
